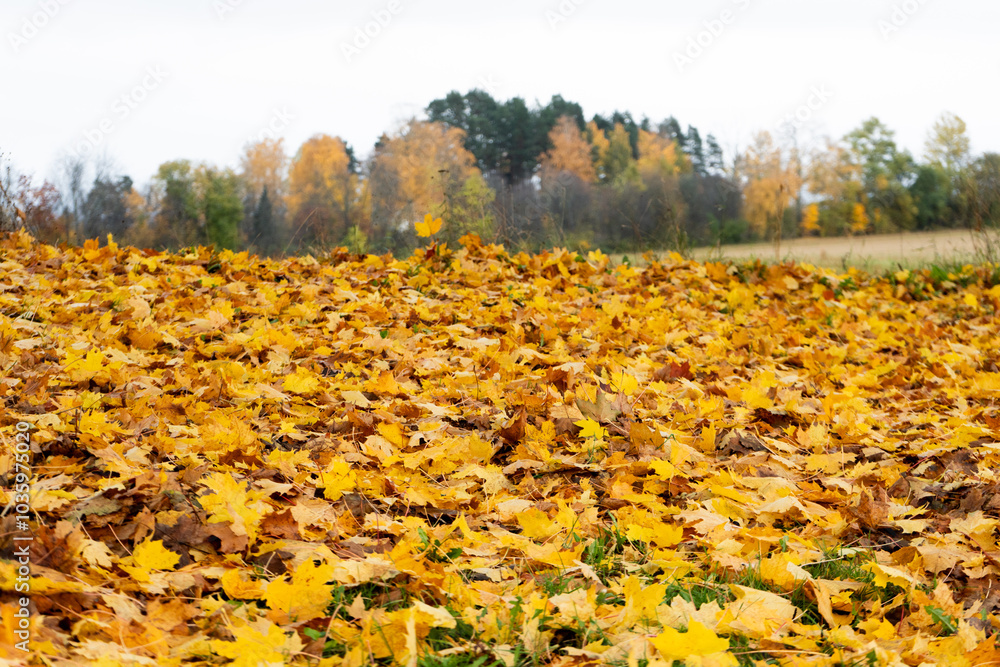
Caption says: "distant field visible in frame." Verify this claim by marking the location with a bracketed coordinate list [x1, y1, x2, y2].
[616, 229, 987, 270]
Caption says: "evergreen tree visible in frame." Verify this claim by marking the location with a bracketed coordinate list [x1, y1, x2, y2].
[684, 126, 706, 175]
[705, 134, 725, 175]
[81, 175, 134, 242]
[249, 186, 277, 254]
[658, 117, 683, 143]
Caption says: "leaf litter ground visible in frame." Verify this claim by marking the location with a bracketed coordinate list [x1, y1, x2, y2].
[2, 230, 1000, 666]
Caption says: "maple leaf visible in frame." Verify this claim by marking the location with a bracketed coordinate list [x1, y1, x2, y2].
[131, 538, 180, 571]
[211, 618, 302, 667]
[717, 585, 797, 637]
[649, 621, 733, 664]
[63, 348, 105, 384]
[319, 457, 358, 500]
[199, 472, 268, 542]
[221, 568, 265, 600]
[414, 213, 443, 237]
[264, 559, 336, 623]
[283, 366, 320, 394]
[863, 562, 920, 590]
[517, 507, 561, 540]
[574, 417, 607, 440]
[119, 538, 180, 584]
[575, 388, 621, 424]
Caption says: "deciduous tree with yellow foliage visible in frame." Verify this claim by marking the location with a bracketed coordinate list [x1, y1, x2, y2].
[240, 138, 288, 206]
[800, 202, 820, 235]
[368, 119, 485, 247]
[538, 116, 596, 185]
[286, 134, 360, 247]
[739, 131, 801, 257]
[637, 129, 684, 180]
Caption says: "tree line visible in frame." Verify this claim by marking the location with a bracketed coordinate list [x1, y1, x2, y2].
[2, 90, 998, 257]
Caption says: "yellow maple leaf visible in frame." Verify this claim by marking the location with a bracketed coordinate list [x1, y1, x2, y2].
[131, 538, 180, 571]
[79, 540, 115, 568]
[517, 507, 560, 540]
[319, 457, 357, 500]
[863, 562, 919, 589]
[649, 621, 732, 663]
[575, 418, 607, 440]
[366, 370, 402, 396]
[212, 618, 301, 667]
[264, 559, 336, 623]
[199, 472, 267, 541]
[414, 213, 443, 237]
[283, 366, 319, 395]
[613, 371, 639, 396]
[650, 521, 684, 548]
[221, 568, 265, 600]
[360, 601, 457, 662]
[377, 421, 405, 447]
[622, 575, 668, 626]
[717, 585, 796, 637]
[64, 348, 105, 383]
[857, 616, 896, 639]
[759, 553, 812, 592]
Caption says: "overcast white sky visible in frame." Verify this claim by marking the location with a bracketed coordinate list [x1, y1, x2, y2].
[2, 0, 997, 187]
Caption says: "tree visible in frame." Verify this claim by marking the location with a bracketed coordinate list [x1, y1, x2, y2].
[537, 96, 586, 139]
[658, 117, 684, 144]
[367, 119, 482, 247]
[494, 97, 543, 184]
[705, 135, 725, 176]
[684, 126, 706, 175]
[247, 186, 283, 256]
[81, 175, 135, 242]
[637, 129, 682, 179]
[585, 121, 610, 179]
[962, 153, 1000, 232]
[924, 112, 972, 220]
[145, 161, 243, 249]
[240, 138, 288, 206]
[680, 173, 742, 245]
[806, 138, 864, 236]
[239, 139, 288, 255]
[844, 117, 916, 232]
[603, 123, 639, 186]
[910, 164, 951, 229]
[56, 154, 87, 239]
[535, 118, 598, 247]
[445, 173, 496, 244]
[286, 134, 359, 247]
[0, 158, 20, 233]
[636, 131, 688, 250]
[801, 203, 820, 235]
[591, 111, 642, 159]
[0, 156, 67, 242]
[539, 116, 597, 185]
[197, 166, 243, 251]
[14, 179, 65, 243]
[924, 112, 971, 181]
[151, 160, 201, 247]
[740, 131, 801, 255]
[427, 90, 502, 177]
[426, 90, 553, 185]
